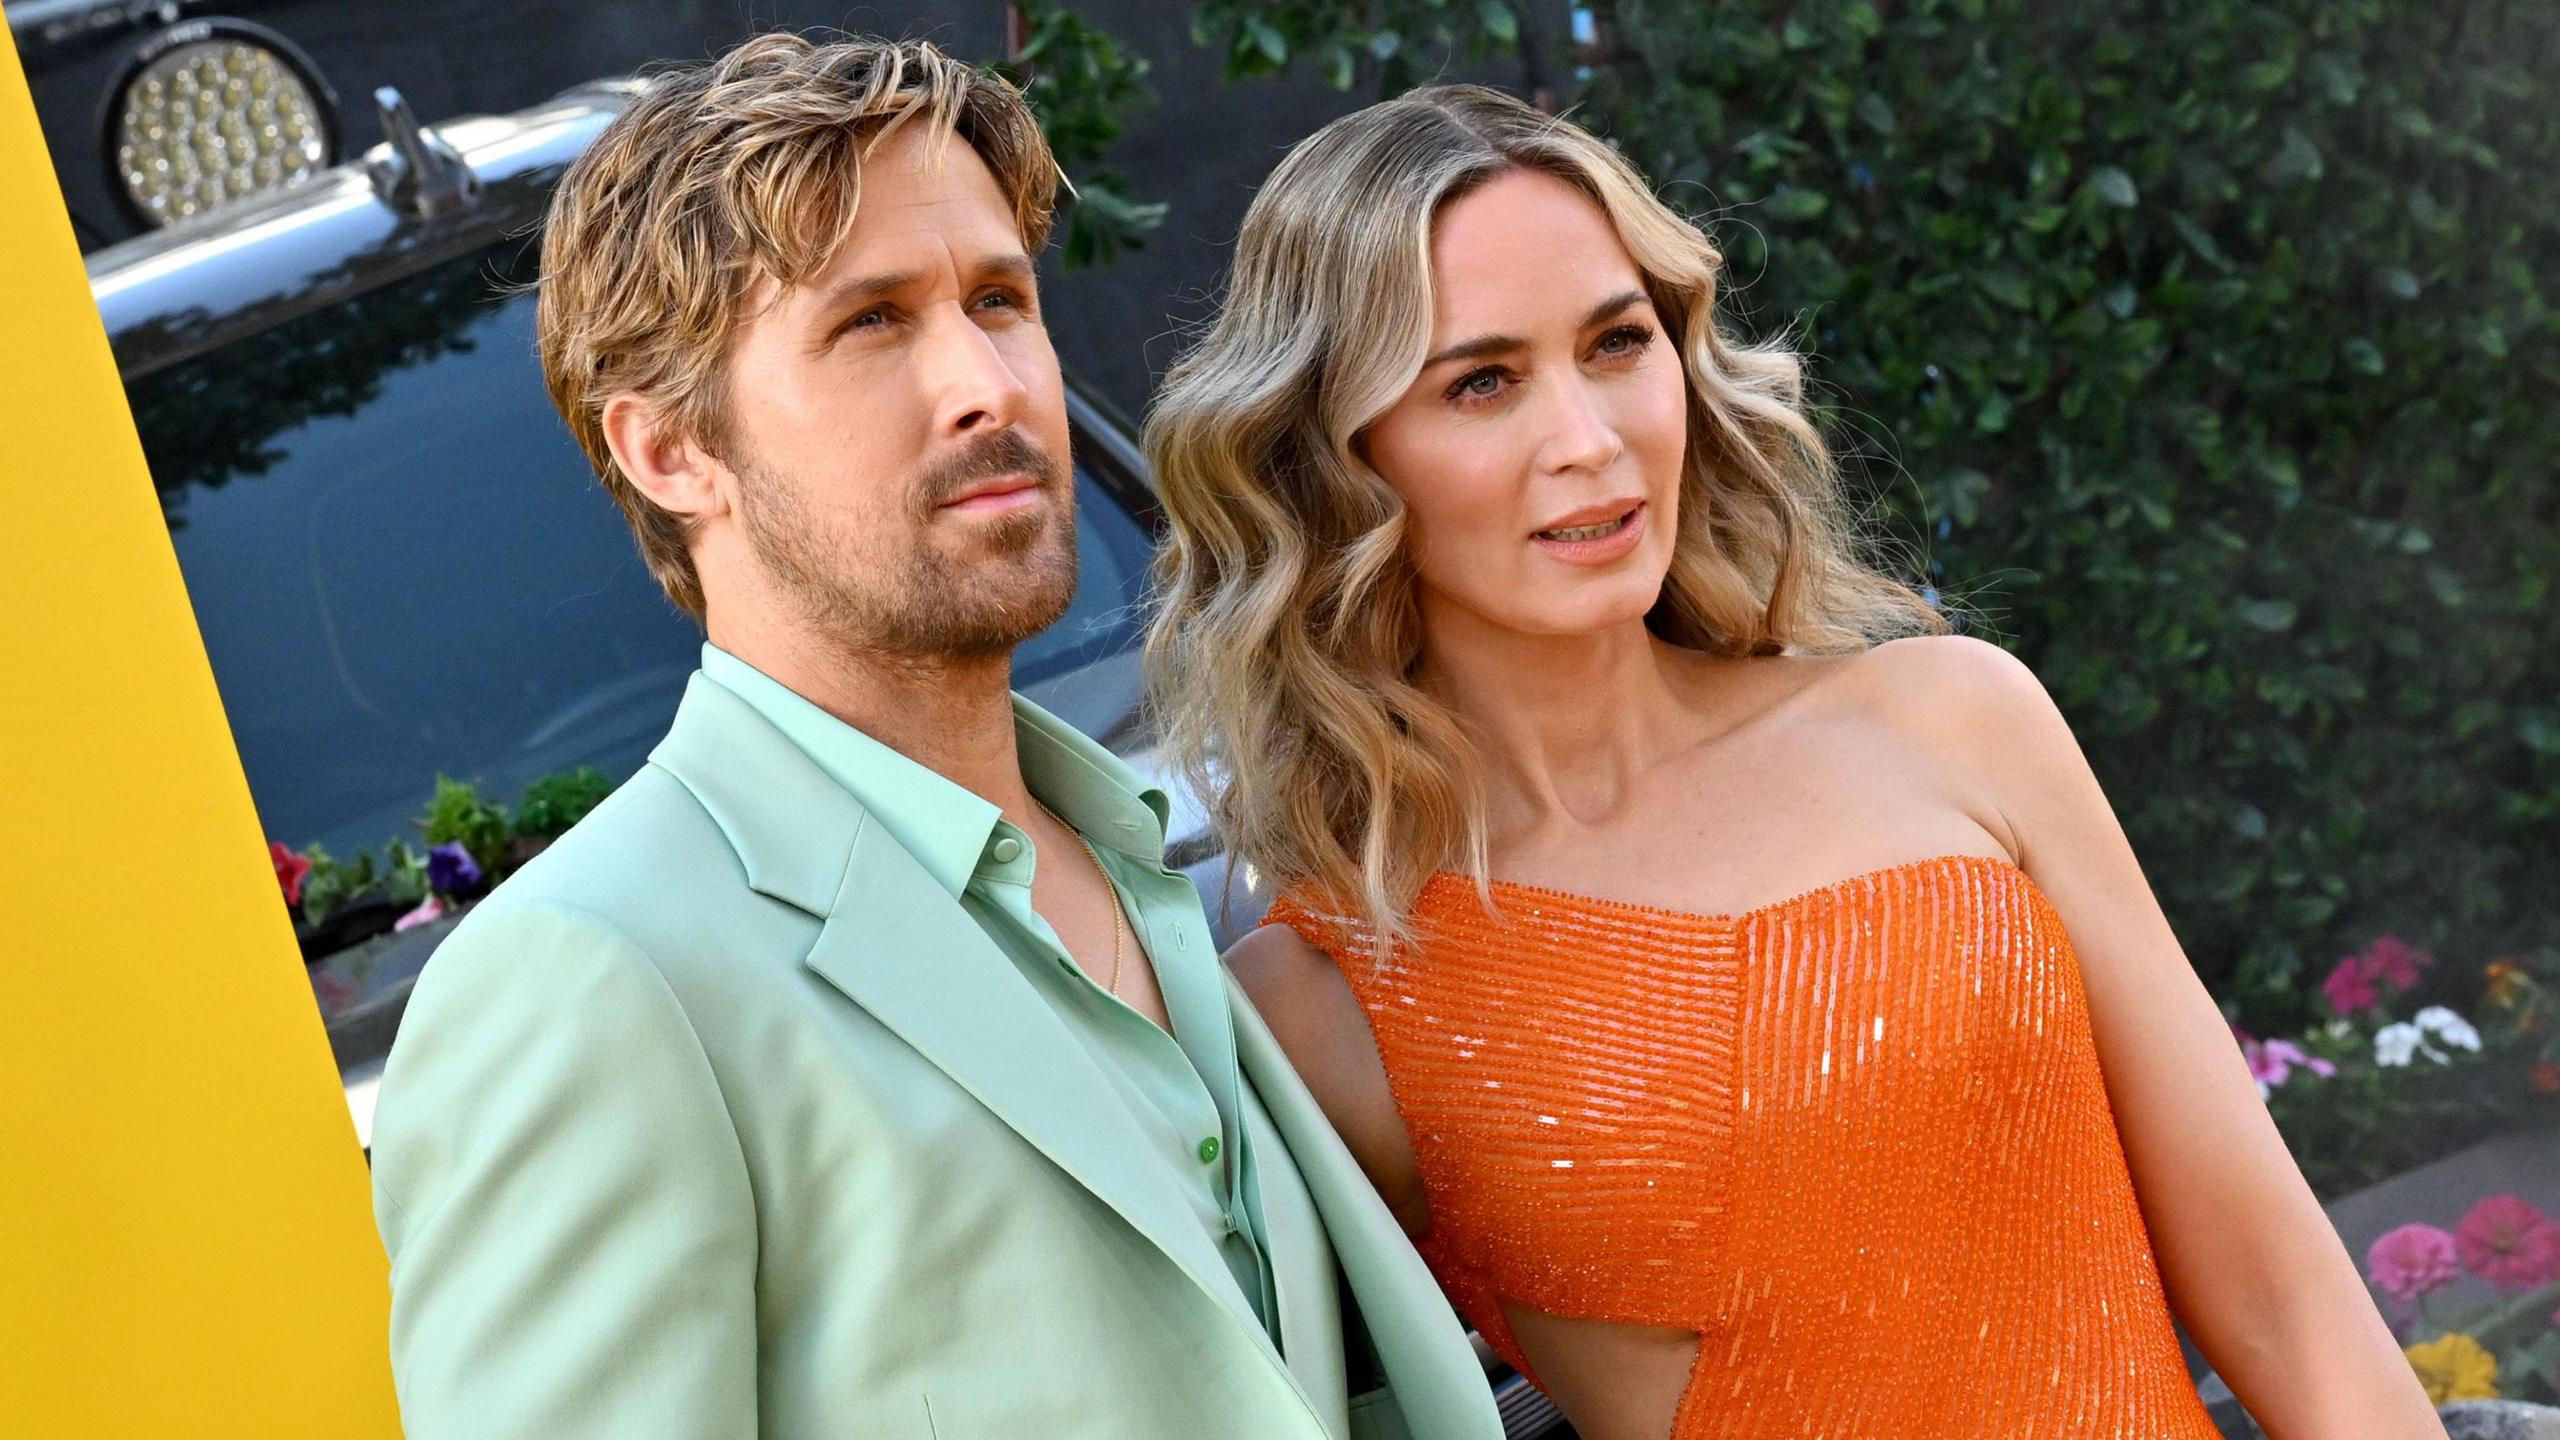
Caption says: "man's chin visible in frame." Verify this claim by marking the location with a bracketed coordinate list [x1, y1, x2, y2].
[872, 545, 1078, 662]
[908, 593, 1076, 662]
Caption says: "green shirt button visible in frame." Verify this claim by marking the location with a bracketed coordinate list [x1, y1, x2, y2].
[1197, 1136, 1221, 1165]
[989, 836, 1023, 864]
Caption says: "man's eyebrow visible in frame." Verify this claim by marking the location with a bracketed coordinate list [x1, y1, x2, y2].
[975, 253, 1038, 285]
[806, 254, 1038, 317]
[1420, 288, 1652, 370]
[809, 269, 923, 316]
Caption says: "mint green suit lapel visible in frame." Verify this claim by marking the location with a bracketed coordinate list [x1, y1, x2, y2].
[808, 821, 1296, 1370]
[649, 678, 1298, 1384]
[1229, 976, 1505, 1440]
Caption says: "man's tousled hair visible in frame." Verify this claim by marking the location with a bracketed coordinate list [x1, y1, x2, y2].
[537, 32, 1059, 618]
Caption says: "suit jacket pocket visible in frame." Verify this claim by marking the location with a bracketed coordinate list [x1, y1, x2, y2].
[1347, 1384, 1414, 1440]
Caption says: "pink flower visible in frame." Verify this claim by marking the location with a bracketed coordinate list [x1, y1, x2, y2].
[2322, 935, 2440, 1017]
[393, 894, 448, 933]
[2366, 1224, 2462, 1303]
[2234, 1027, 2337, 1093]
[2455, 1195, 2560, 1292]
[2323, 954, 2383, 1017]
[2362, 936, 2435, 991]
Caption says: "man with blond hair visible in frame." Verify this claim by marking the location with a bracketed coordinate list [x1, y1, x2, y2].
[365, 31, 1502, 1440]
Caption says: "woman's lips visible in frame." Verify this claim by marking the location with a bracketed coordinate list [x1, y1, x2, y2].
[1531, 500, 1647, 565]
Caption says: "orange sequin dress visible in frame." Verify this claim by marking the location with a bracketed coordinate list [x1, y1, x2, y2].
[1268, 853, 2222, 1437]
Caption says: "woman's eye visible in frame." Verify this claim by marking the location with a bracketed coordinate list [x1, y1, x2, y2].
[1447, 368, 1510, 403]
[1595, 324, 1656, 358]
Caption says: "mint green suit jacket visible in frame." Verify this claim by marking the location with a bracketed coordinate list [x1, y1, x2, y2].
[370, 675, 1503, 1440]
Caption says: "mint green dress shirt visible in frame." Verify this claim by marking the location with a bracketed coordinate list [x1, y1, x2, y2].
[700, 644, 1277, 1332]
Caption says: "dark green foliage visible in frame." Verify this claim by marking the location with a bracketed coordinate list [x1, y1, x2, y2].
[285, 766, 617, 938]
[295, 840, 427, 928]
[1576, 0, 2559, 1025]
[422, 776, 512, 876]
[1191, 0, 1526, 93]
[511, 766, 616, 842]
[992, 0, 1169, 266]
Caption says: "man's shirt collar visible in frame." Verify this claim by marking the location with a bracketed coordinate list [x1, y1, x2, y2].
[698, 643, 1170, 898]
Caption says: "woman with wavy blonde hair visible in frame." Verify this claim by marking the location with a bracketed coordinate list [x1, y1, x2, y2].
[1145, 84, 2435, 1440]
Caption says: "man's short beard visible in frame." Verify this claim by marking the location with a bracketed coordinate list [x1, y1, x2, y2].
[733, 428, 1078, 666]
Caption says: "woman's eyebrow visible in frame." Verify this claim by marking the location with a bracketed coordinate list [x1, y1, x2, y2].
[1421, 288, 1650, 369]
[1580, 288, 1649, 329]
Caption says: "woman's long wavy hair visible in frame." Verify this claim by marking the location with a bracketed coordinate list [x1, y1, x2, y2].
[1143, 84, 1943, 943]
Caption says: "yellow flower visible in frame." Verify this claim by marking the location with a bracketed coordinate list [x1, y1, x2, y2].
[2486, 958, 2527, 1008]
[2406, 1333, 2500, 1404]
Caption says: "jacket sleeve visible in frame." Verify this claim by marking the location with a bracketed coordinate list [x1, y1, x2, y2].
[369, 900, 757, 1439]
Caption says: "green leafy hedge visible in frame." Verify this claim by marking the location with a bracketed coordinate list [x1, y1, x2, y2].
[1176, 0, 2557, 1023]
[1561, 0, 2559, 1024]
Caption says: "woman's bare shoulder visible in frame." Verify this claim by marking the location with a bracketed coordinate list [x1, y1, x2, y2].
[1227, 917, 1365, 1039]
[1764, 633, 2059, 760]
[1226, 914, 1429, 1225]
[1843, 632, 2049, 713]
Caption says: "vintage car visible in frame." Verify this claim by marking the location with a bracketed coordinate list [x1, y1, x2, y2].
[82, 65, 1566, 1440]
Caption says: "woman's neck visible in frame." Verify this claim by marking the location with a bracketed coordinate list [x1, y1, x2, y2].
[1417, 598, 1717, 840]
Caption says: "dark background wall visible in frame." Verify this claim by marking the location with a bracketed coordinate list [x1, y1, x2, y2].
[16, 0, 1566, 415]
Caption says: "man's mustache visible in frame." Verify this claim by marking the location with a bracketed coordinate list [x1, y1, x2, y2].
[914, 429, 1066, 512]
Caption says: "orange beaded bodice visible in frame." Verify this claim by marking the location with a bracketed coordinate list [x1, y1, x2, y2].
[1267, 853, 2220, 1437]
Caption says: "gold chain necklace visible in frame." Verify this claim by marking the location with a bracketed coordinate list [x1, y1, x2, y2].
[1036, 801, 1124, 996]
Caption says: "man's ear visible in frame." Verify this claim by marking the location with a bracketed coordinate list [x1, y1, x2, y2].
[601, 393, 730, 521]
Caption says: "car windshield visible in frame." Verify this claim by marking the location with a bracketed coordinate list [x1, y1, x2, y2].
[125, 238, 1155, 865]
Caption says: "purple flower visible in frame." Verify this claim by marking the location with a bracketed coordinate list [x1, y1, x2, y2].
[426, 841, 483, 896]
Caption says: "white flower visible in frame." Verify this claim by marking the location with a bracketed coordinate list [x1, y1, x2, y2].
[2374, 1022, 2423, 1068]
[2412, 1006, 2482, 1053]
[2324, 1018, 2356, 1042]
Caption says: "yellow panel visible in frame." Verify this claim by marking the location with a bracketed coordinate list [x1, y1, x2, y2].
[0, 29, 401, 1439]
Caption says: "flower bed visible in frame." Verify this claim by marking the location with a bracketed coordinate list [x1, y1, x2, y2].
[2249, 937, 2559, 1199]
[2366, 1193, 2560, 1404]
[2237, 935, 2560, 1405]
[270, 767, 616, 972]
